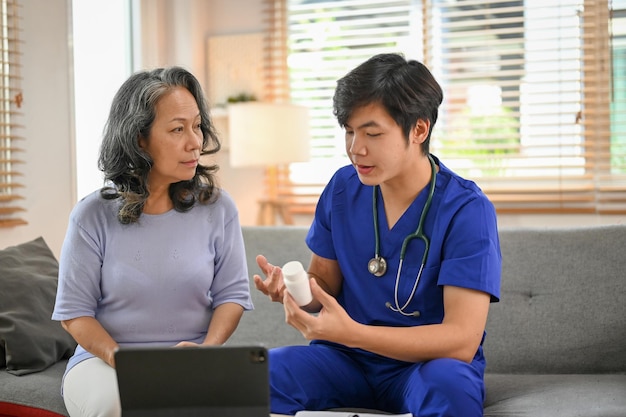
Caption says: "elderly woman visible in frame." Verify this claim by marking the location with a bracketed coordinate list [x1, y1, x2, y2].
[52, 66, 252, 417]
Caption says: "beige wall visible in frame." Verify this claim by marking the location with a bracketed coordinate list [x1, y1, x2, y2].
[0, 0, 623, 259]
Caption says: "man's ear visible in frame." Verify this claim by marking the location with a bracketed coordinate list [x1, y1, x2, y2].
[412, 119, 430, 144]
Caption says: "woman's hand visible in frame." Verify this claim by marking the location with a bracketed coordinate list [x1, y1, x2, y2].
[174, 341, 202, 348]
[253, 255, 286, 303]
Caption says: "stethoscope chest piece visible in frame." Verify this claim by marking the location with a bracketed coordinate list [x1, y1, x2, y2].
[368, 256, 387, 277]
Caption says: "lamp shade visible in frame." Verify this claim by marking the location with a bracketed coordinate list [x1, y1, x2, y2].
[228, 102, 311, 167]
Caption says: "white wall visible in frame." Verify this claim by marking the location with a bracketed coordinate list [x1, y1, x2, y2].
[0, 0, 74, 258]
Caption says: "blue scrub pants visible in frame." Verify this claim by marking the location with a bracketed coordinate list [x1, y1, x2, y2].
[269, 343, 485, 417]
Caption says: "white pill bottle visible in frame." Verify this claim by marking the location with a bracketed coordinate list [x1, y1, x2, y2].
[282, 261, 313, 306]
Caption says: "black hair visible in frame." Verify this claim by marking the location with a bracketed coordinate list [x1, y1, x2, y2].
[333, 53, 443, 154]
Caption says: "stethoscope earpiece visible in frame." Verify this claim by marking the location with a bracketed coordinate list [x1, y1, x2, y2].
[368, 256, 387, 277]
[385, 301, 421, 317]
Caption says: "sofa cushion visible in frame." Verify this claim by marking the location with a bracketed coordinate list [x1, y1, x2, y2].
[0, 237, 76, 376]
[229, 226, 311, 348]
[0, 360, 68, 416]
[484, 225, 626, 374]
[484, 373, 626, 417]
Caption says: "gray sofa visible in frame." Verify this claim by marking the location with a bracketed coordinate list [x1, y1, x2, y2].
[229, 225, 626, 416]
[2, 224, 625, 417]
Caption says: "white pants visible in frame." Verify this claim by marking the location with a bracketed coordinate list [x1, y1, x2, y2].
[63, 357, 121, 417]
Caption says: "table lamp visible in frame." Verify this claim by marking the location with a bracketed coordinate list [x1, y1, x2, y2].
[228, 102, 311, 225]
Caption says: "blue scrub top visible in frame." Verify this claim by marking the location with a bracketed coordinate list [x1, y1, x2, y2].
[306, 155, 501, 329]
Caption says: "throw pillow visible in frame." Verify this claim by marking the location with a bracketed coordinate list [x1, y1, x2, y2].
[0, 237, 76, 376]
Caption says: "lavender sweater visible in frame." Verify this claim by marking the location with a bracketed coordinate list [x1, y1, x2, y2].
[52, 189, 253, 376]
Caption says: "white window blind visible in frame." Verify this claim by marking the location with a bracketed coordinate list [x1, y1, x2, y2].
[424, 0, 626, 213]
[288, 0, 418, 167]
[272, 0, 626, 215]
[0, 0, 24, 227]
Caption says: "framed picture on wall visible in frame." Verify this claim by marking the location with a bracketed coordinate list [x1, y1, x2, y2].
[206, 32, 264, 108]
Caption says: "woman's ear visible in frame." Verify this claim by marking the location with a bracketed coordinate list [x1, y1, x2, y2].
[412, 119, 430, 144]
[137, 135, 146, 150]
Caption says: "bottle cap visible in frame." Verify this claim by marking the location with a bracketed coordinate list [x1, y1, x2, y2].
[282, 260, 305, 282]
[282, 260, 312, 306]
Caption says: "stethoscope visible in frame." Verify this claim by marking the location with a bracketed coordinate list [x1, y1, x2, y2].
[367, 154, 437, 317]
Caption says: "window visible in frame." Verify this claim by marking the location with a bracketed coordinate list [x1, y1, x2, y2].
[72, 0, 133, 200]
[270, 0, 626, 214]
[0, 0, 24, 227]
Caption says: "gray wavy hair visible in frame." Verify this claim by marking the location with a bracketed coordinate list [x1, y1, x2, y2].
[98, 66, 221, 224]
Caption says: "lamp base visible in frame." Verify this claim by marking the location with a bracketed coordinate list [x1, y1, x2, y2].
[257, 198, 293, 225]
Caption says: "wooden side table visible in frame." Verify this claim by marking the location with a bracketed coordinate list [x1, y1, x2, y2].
[257, 198, 294, 225]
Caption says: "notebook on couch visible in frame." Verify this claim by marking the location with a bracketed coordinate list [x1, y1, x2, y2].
[114, 345, 269, 417]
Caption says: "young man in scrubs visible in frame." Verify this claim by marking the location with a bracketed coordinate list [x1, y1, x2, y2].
[254, 53, 501, 417]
